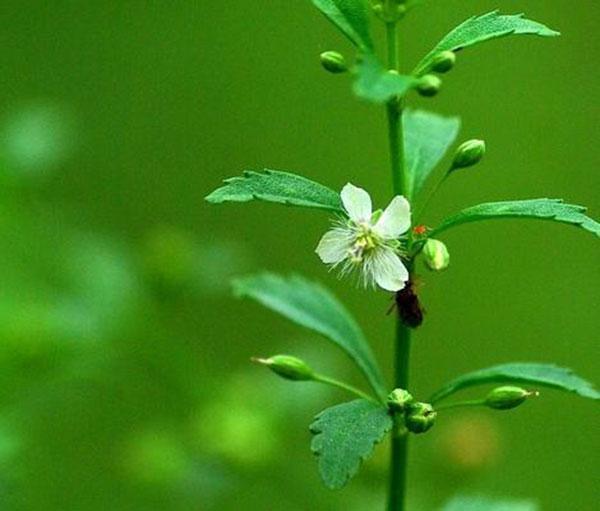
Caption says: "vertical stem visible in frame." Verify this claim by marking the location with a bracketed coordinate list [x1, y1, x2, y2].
[388, 321, 411, 511]
[385, 12, 411, 511]
[385, 21, 407, 199]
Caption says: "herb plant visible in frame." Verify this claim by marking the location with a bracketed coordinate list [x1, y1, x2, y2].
[206, 2, 599, 510]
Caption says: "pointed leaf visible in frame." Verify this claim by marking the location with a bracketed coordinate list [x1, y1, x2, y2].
[414, 11, 560, 75]
[430, 363, 600, 403]
[233, 273, 387, 400]
[403, 109, 461, 198]
[311, 0, 373, 51]
[442, 495, 539, 511]
[205, 170, 343, 213]
[431, 199, 600, 237]
[310, 399, 392, 489]
[353, 54, 417, 103]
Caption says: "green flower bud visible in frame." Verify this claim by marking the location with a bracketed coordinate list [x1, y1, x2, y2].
[417, 75, 442, 97]
[423, 239, 450, 271]
[320, 51, 348, 74]
[252, 355, 315, 381]
[485, 386, 537, 410]
[451, 139, 486, 170]
[430, 51, 456, 73]
[387, 388, 414, 413]
[405, 402, 437, 434]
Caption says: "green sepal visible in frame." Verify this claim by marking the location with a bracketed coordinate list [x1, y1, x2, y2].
[310, 399, 392, 489]
[233, 273, 388, 401]
[430, 362, 600, 403]
[430, 199, 600, 237]
[414, 11, 560, 76]
[205, 169, 343, 213]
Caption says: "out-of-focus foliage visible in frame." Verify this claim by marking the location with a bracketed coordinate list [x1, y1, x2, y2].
[0, 1, 597, 510]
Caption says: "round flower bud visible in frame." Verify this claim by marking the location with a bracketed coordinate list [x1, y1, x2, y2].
[417, 75, 442, 97]
[387, 388, 414, 413]
[406, 402, 437, 434]
[451, 139, 486, 171]
[430, 51, 456, 73]
[252, 355, 315, 381]
[320, 51, 348, 74]
[423, 239, 450, 271]
[485, 386, 537, 410]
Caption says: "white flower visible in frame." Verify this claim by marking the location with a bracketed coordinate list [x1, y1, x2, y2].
[316, 183, 411, 292]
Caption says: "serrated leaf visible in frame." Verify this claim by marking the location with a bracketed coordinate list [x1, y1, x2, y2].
[233, 273, 387, 400]
[414, 11, 560, 75]
[430, 363, 600, 403]
[403, 109, 461, 199]
[310, 399, 392, 489]
[353, 54, 417, 103]
[441, 495, 539, 511]
[431, 199, 600, 237]
[205, 170, 343, 213]
[311, 0, 373, 51]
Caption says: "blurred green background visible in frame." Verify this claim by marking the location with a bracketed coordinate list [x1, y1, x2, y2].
[0, 1, 598, 510]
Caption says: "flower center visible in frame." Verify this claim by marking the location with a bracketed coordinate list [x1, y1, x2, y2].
[348, 224, 378, 264]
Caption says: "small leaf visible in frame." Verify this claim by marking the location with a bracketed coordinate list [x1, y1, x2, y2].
[233, 273, 387, 400]
[430, 362, 600, 403]
[353, 54, 417, 103]
[205, 169, 343, 213]
[431, 199, 600, 237]
[403, 109, 461, 198]
[311, 0, 373, 51]
[441, 495, 539, 511]
[414, 11, 560, 75]
[310, 399, 392, 489]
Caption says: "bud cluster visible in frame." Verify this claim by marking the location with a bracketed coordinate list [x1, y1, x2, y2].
[371, 1, 408, 23]
[387, 388, 437, 434]
[416, 50, 456, 98]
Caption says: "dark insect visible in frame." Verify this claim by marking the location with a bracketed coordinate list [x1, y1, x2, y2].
[394, 280, 424, 328]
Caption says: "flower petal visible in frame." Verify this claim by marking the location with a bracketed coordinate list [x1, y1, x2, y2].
[341, 183, 372, 223]
[373, 195, 411, 239]
[370, 248, 409, 292]
[315, 229, 352, 264]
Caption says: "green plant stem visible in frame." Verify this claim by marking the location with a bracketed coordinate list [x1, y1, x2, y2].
[385, 16, 411, 511]
[385, 21, 409, 200]
[434, 399, 486, 411]
[388, 321, 411, 511]
[413, 168, 451, 224]
[313, 374, 379, 404]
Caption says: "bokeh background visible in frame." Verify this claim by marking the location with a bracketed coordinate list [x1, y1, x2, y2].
[0, 1, 598, 510]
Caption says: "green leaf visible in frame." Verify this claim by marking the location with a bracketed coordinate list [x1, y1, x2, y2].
[414, 11, 560, 75]
[403, 109, 461, 198]
[310, 399, 392, 489]
[311, 0, 373, 51]
[353, 54, 417, 103]
[431, 199, 600, 237]
[430, 363, 600, 403]
[441, 495, 539, 511]
[205, 169, 343, 213]
[233, 273, 387, 400]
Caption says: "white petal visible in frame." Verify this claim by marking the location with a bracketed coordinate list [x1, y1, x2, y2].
[370, 248, 409, 292]
[315, 229, 352, 264]
[373, 195, 411, 239]
[341, 183, 372, 223]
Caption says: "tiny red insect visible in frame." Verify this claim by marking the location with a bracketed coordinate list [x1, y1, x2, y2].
[413, 224, 427, 236]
